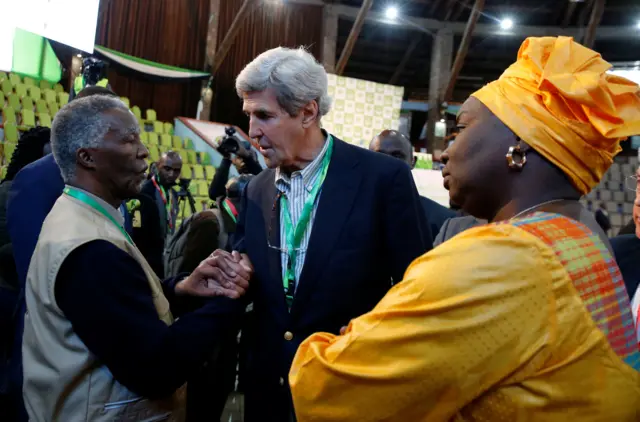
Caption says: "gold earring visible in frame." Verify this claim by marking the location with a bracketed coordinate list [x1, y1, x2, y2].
[506, 142, 527, 170]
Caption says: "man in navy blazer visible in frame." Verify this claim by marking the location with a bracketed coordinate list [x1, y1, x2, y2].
[210, 47, 430, 421]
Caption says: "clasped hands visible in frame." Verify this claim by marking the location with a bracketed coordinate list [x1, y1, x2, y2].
[176, 250, 253, 299]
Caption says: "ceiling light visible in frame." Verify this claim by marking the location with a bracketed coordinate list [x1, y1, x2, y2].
[636, 20, 640, 29]
[76, 54, 82, 58]
[500, 18, 514, 30]
[385, 6, 398, 20]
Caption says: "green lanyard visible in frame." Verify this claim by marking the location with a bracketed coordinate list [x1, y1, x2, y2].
[63, 186, 134, 245]
[281, 135, 333, 305]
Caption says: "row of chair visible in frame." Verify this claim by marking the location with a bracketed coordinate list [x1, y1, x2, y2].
[1, 83, 68, 106]
[0, 72, 63, 92]
[2, 108, 52, 130]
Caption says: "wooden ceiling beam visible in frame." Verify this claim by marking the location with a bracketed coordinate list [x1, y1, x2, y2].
[583, 0, 606, 48]
[211, 0, 259, 74]
[444, 0, 485, 102]
[389, 36, 422, 85]
[451, 0, 472, 22]
[335, 0, 374, 75]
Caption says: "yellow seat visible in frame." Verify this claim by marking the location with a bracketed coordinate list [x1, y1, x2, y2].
[4, 123, 19, 143]
[23, 77, 35, 87]
[29, 86, 42, 100]
[140, 132, 149, 143]
[147, 132, 159, 146]
[204, 165, 215, 180]
[21, 97, 34, 111]
[48, 101, 59, 116]
[39, 80, 52, 90]
[183, 137, 193, 149]
[160, 134, 172, 148]
[131, 105, 142, 119]
[197, 180, 209, 197]
[53, 83, 64, 93]
[197, 151, 211, 165]
[39, 113, 52, 128]
[2, 107, 17, 125]
[176, 149, 188, 164]
[3, 142, 16, 164]
[172, 136, 183, 149]
[187, 150, 197, 164]
[193, 164, 205, 180]
[163, 122, 173, 134]
[15, 84, 27, 98]
[182, 164, 193, 179]
[8, 73, 21, 86]
[7, 94, 21, 111]
[148, 146, 160, 162]
[1, 80, 13, 96]
[146, 109, 157, 121]
[153, 121, 164, 133]
[158, 145, 170, 154]
[20, 109, 36, 128]
[43, 89, 57, 104]
[58, 92, 69, 106]
[1, 166, 7, 179]
[35, 99, 49, 114]
[120, 97, 130, 107]
[0, 71, 7, 82]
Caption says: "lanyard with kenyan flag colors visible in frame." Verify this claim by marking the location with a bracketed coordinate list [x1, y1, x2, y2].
[280, 135, 334, 309]
[63, 186, 134, 245]
[151, 176, 174, 230]
[222, 198, 238, 224]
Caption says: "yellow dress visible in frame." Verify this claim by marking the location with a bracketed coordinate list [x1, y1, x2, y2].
[289, 213, 640, 421]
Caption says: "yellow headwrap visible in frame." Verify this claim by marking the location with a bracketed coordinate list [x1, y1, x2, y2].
[472, 36, 640, 195]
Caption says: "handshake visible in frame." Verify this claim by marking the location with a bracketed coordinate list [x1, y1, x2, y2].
[175, 249, 253, 299]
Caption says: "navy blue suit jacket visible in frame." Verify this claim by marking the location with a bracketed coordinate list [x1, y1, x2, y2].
[233, 138, 430, 421]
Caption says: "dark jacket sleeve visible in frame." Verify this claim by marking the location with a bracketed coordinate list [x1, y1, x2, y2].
[384, 164, 431, 283]
[209, 158, 232, 201]
[55, 240, 244, 399]
[131, 192, 165, 278]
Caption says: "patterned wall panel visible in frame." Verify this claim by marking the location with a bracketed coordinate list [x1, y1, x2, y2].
[322, 74, 404, 147]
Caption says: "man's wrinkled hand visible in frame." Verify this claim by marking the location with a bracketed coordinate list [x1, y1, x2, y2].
[175, 250, 252, 299]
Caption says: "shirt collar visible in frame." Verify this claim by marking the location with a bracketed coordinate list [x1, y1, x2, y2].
[275, 131, 333, 192]
[67, 185, 125, 226]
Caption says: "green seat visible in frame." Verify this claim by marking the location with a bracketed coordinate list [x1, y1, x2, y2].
[120, 97, 130, 107]
[147, 132, 159, 146]
[7, 94, 20, 111]
[163, 122, 173, 134]
[131, 106, 142, 119]
[23, 77, 35, 87]
[43, 89, 57, 104]
[160, 134, 172, 148]
[197, 151, 211, 165]
[58, 92, 69, 106]
[183, 137, 193, 149]
[15, 84, 27, 98]
[1, 80, 13, 96]
[153, 121, 164, 133]
[148, 146, 160, 162]
[48, 101, 60, 116]
[0, 71, 7, 82]
[9, 74, 21, 86]
[35, 99, 49, 114]
[21, 96, 34, 111]
[172, 136, 183, 149]
[146, 109, 157, 121]
[20, 109, 36, 128]
[2, 107, 17, 124]
[38, 113, 52, 128]
[1, 166, 7, 179]
[53, 83, 64, 93]
[28, 86, 41, 100]
[204, 165, 215, 180]
[192, 164, 205, 180]
[178, 150, 189, 165]
[4, 123, 19, 143]
[187, 150, 197, 164]
[158, 145, 170, 154]
[197, 180, 209, 197]
[3, 142, 16, 164]
[181, 164, 193, 179]
[39, 80, 52, 90]
[140, 132, 149, 144]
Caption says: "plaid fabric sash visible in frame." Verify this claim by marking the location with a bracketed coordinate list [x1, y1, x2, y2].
[509, 212, 640, 370]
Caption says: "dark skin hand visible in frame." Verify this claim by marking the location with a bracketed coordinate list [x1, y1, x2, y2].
[175, 250, 252, 299]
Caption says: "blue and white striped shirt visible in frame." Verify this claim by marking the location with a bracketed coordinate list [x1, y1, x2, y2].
[275, 136, 332, 292]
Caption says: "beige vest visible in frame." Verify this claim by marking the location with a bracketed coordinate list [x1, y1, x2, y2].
[22, 193, 185, 422]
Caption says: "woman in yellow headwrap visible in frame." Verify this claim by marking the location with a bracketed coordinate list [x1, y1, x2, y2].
[289, 37, 640, 421]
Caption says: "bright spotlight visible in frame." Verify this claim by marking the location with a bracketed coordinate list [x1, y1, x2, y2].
[636, 20, 640, 29]
[500, 18, 514, 30]
[385, 6, 398, 20]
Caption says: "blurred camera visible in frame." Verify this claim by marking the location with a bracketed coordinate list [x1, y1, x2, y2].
[218, 127, 241, 156]
[83, 57, 106, 86]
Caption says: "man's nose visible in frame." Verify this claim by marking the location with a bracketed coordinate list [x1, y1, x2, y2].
[248, 116, 262, 140]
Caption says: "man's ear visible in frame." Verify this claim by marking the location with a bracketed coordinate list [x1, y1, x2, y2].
[300, 100, 319, 128]
[77, 148, 97, 171]
[411, 155, 417, 170]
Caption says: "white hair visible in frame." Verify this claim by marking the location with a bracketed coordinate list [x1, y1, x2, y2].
[51, 95, 130, 182]
[236, 46, 332, 118]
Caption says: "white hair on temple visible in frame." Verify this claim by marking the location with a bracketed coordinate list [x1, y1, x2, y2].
[235, 46, 332, 119]
[51, 95, 130, 182]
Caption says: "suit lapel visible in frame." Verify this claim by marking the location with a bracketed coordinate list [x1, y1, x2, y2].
[290, 139, 361, 319]
[258, 173, 286, 301]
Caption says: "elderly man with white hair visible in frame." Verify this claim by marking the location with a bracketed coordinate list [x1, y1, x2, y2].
[208, 47, 430, 421]
[21, 95, 251, 422]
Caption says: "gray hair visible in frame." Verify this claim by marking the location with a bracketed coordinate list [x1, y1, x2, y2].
[236, 47, 332, 119]
[51, 95, 130, 182]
